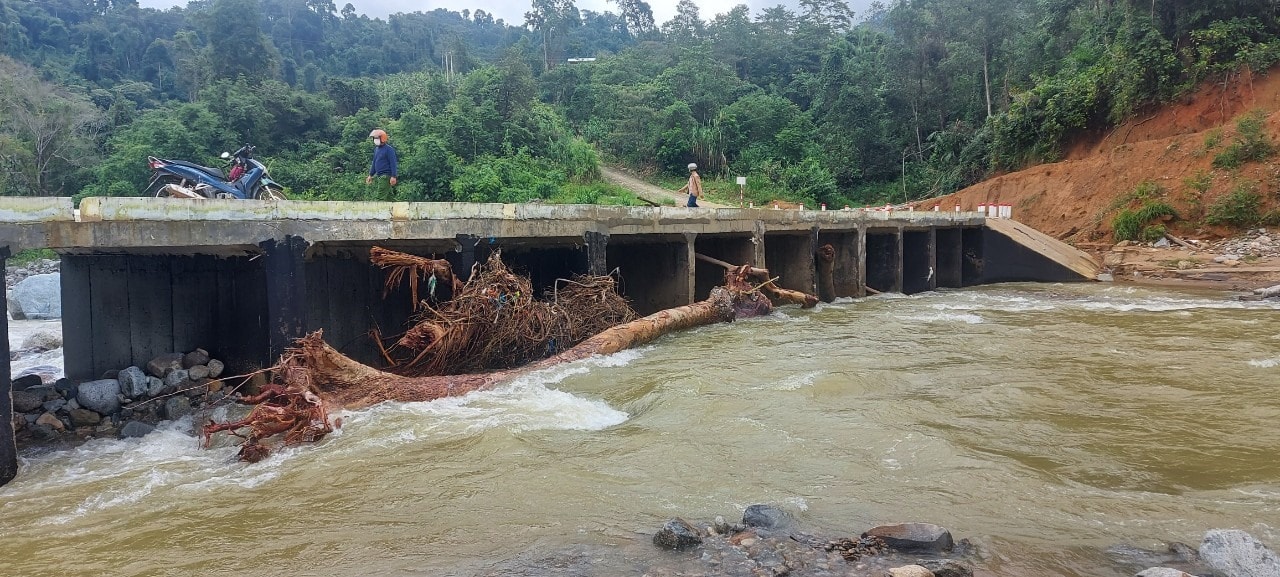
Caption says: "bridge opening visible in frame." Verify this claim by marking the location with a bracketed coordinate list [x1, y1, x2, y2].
[962, 228, 985, 285]
[903, 229, 935, 295]
[816, 231, 862, 298]
[936, 228, 964, 288]
[607, 237, 691, 316]
[61, 253, 271, 380]
[693, 234, 755, 300]
[764, 232, 816, 295]
[865, 230, 901, 293]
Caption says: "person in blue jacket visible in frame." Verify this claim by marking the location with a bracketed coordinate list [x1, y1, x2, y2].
[366, 129, 398, 198]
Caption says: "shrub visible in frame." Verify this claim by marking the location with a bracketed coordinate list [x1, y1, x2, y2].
[1204, 183, 1263, 227]
[1141, 224, 1167, 242]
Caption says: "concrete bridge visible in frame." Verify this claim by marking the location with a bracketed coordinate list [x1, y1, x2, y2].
[1, 196, 1100, 485]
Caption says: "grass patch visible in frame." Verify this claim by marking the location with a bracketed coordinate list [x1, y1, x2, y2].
[1213, 111, 1276, 169]
[1106, 181, 1177, 241]
[9, 248, 57, 265]
[547, 182, 645, 206]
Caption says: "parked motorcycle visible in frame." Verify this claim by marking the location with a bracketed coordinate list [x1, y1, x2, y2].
[145, 144, 286, 200]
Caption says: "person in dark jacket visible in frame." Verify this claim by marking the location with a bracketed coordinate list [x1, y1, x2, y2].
[366, 128, 398, 189]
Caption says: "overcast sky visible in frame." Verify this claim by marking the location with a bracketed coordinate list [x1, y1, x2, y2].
[141, 0, 878, 27]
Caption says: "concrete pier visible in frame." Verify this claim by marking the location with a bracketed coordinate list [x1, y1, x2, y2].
[1, 197, 1100, 486]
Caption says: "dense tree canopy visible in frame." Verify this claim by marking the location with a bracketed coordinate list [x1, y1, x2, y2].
[1, 0, 1277, 206]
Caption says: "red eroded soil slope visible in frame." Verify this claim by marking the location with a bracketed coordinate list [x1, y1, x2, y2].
[918, 67, 1280, 244]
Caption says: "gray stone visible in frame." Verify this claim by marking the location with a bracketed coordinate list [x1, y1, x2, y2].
[68, 408, 102, 427]
[12, 390, 43, 413]
[206, 359, 225, 379]
[187, 364, 210, 380]
[863, 523, 954, 553]
[920, 559, 973, 577]
[162, 396, 192, 421]
[182, 348, 210, 369]
[11, 373, 43, 391]
[1201, 529, 1280, 577]
[742, 504, 791, 530]
[146, 353, 184, 378]
[20, 329, 62, 350]
[7, 273, 61, 319]
[146, 376, 164, 397]
[163, 369, 189, 389]
[76, 379, 122, 414]
[1136, 568, 1194, 577]
[118, 366, 149, 398]
[887, 565, 934, 577]
[118, 420, 155, 438]
[653, 518, 703, 551]
[41, 398, 66, 413]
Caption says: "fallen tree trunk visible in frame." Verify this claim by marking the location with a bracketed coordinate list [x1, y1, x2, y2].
[205, 259, 783, 461]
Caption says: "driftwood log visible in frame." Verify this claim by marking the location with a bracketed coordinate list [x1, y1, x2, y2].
[204, 253, 817, 461]
[815, 244, 836, 303]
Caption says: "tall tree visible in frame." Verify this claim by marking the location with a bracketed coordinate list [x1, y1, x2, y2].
[525, 0, 581, 70]
[204, 0, 281, 83]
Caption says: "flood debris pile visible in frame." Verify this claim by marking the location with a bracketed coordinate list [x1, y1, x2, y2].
[373, 249, 636, 376]
[204, 248, 818, 461]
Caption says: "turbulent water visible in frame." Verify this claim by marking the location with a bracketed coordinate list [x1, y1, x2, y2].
[3, 283, 1278, 577]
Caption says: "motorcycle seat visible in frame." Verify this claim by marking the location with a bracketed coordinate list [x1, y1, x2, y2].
[168, 160, 226, 180]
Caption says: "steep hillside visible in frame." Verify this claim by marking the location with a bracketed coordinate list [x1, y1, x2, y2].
[919, 68, 1280, 246]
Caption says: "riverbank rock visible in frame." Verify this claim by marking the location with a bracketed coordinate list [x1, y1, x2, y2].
[146, 353, 185, 378]
[7, 273, 61, 319]
[118, 366, 149, 398]
[653, 518, 703, 550]
[1200, 529, 1280, 577]
[888, 564, 934, 577]
[864, 523, 955, 553]
[119, 421, 155, 439]
[12, 389, 44, 412]
[20, 329, 62, 350]
[919, 559, 973, 577]
[76, 379, 121, 414]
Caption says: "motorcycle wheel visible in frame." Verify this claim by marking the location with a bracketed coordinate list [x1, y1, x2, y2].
[145, 175, 182, 198]
[255, 184, 287, 201]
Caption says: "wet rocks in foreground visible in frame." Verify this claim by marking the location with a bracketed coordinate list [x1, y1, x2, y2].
[647, 505, 973, 577]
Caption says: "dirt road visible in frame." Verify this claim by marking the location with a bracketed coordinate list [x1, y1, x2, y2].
[600, 166, 729, 208]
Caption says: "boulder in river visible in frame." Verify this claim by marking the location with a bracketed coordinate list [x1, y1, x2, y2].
[742, 504, 791, 530]
[863, 522, 954, 553]
[653, 518, 703, 551]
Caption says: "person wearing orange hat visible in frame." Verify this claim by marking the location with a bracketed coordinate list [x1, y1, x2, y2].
[366, 128, 398, 188]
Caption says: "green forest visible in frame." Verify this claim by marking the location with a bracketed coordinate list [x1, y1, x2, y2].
[1, 0, 1278, 208]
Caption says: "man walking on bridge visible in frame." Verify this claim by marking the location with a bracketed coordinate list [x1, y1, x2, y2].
[366, 128, 398, 200]
[677, 162, 703, 207]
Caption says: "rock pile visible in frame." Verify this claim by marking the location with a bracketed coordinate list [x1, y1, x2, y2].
[1211, 228, 1280, 260]
[4, 257, 59, 290]
[11, 347, 232, 444]
[649, 504, 974, 577]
